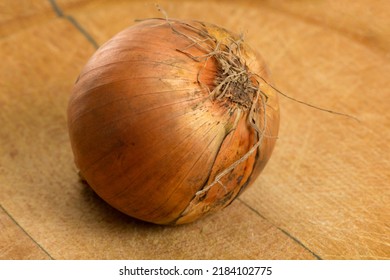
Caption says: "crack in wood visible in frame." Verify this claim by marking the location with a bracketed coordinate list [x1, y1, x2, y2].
[0, 204, 54, 260]
[48, 0, 99, 49]
[238, 198, 322, 260]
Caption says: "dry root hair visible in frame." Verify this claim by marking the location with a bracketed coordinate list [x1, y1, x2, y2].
[151, 16, 271, 194]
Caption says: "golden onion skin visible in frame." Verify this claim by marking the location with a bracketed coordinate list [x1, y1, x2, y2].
[67, 19, 279, 225]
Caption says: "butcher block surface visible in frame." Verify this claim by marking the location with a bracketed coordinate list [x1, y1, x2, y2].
[0, 0, 389, 260]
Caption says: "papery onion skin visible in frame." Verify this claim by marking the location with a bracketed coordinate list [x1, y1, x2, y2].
[67, 18, 279, 225]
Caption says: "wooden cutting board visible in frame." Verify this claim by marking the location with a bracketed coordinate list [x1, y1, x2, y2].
[0, 0, 389, 260]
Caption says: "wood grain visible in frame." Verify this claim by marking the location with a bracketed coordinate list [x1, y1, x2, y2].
[0, 0, 389, 259]
[0, 0, 55, 37]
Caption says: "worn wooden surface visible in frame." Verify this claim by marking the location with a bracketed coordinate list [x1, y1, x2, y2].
[1, 0, 389, 260]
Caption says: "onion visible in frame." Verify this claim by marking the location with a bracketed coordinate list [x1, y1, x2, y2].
[67, 18, 280, 225]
